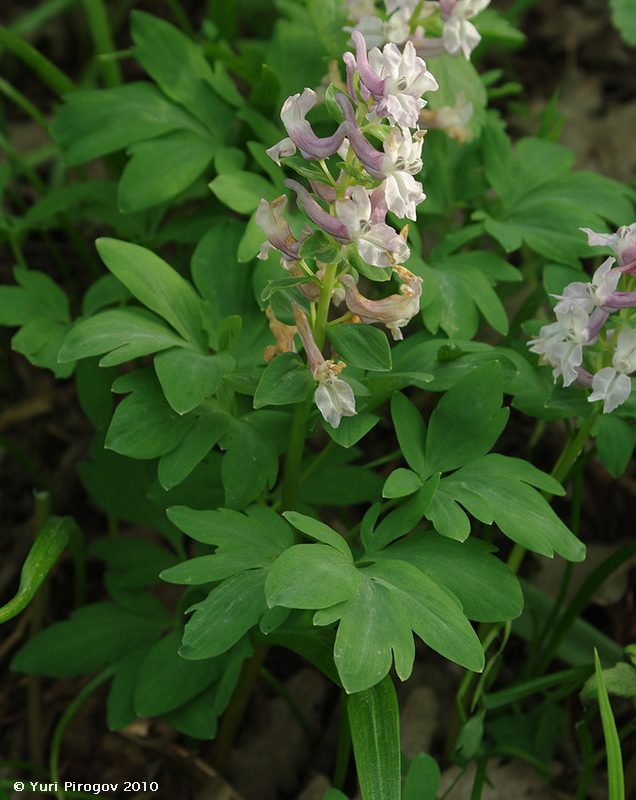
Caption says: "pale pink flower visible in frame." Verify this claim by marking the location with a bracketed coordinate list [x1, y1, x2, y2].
[581, 223, 636, 271]
[339, 265, 422, 339]
[293, 305, 357, 428]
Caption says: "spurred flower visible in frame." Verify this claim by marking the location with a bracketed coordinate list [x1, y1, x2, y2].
[336, 185, 411, 266]
[439, 0, 490, 59]
[553, 258, 636, 314]
[351, 31, 438, 127]
[581, 223, 636, 272]
[588, 327, 636, 412]
[337, 95, 426, 220]
[293, 304, 356, 428]
[268, 89, 348, 164]
[340, 265, 422, 339]
[256, 196, 312, 261]
[529, 305, 594, 387]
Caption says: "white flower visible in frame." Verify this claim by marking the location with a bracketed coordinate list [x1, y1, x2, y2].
[336, 185, 410, 266]
[588, 327, 636, 412]
[612, 327, 636, 375]
[351, 32, 438, 127]
[581, 223, 636, 269]
[314, 362, 357, 428]
[369, 40, 438, 126]
[552, 258, 620, 314]
[529, 306, 593, 387]
[346, 0, 377, 22]
[420, 92, 474, 142]
[266, 137, 296, 166]
[588, 368, 632, 413]
[293, 304, 357, 428]
[440, 0, 490, 59]
[380, 127, 425, 219]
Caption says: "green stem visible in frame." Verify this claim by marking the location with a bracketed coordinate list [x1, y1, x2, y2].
[260, 667, 315, 747]
[506, 411, 598, 575]
[0, 76, 50, 131]
[210, 645, 268, 772]
[280, 399, 312, 512]
[27, 491, 51, 768]
[333, 691, 352, 790]
[82, 0, 122, 87]
[313, 261, 338, 348]
[50, 668, 115, 800]
[0, 25, 75, 96]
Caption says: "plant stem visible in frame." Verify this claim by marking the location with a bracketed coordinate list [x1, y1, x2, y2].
[0, 25, 75, 96]
[82, 0, 122, 87]
[280, 399, 312, 512]
[50, 668, 115, 800]
[314, 261, 338, 348]
[333, 691, 352, 790]
[27, 490, 51, 767]
[210, 645, 268, 772]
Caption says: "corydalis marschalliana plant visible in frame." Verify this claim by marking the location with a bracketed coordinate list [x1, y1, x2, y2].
[256, 31, 436, 427]
[345, 0, 491, 59]
[529, 223, 636, 413]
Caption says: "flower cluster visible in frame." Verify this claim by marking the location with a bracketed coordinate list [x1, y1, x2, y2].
[529, 224, 636, 413]
[345, 0, 491, 60]
[256, 32, 435, 426]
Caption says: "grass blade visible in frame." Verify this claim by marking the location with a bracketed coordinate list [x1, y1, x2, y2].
[594, 648, 625, 800]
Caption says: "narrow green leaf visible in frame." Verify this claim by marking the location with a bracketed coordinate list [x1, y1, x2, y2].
[327, 324, 392, 372]
[390, 392, 428, 478]
[11, 603, 167, 677]
[0, 517, 72, 624]
[283, 512, 352, 557]
[106, 369, 193, 459]
[266, 544, 361, 611]
[0, 24, 75, 96]
[118, 130, 216, 212]
[157, 408, 230, 490]
[58, 308, 186, 365]
[53, 82, 199, 165]
[130, 10, 231, 135]
[595, 415, 635, 479]
[253, 353, 314, 408]
[180, 569, 267, 659]
[95, 238, 205, 349]
[382, 468, 423, 499]
[134, 630, 222, 716]
[324, 413, 380, 448]
[155, 349, 234, 415]
[209, 171, 277, 214]
[348, 675, 401, 800]
[594, 649, 625, 800]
